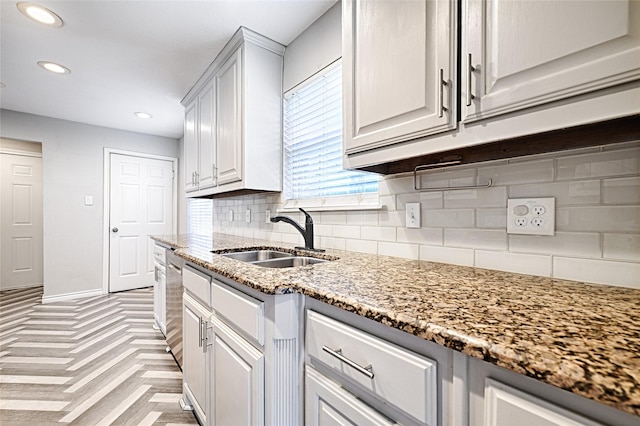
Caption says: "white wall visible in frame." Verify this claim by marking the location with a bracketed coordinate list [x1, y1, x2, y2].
[0, 109, 179, 299]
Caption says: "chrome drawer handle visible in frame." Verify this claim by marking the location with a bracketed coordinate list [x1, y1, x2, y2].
[322, 346, 374, 379]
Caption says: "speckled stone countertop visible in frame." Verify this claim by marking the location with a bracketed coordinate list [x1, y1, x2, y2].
[152, 233, 640, 416]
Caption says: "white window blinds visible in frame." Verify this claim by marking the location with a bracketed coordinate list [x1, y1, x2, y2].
[187, 198, 212, 235]
[283, 61, 378, 209]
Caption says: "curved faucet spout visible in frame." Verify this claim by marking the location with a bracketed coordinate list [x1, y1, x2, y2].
[270, 208, 323, 252]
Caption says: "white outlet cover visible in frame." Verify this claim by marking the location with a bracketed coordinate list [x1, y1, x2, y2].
[228, 210, 234, 222]
[507, 198, 555, 236]
[406, 202, 421, 228]
[265, 210, 271, 223]
[245, 209, 251, 223]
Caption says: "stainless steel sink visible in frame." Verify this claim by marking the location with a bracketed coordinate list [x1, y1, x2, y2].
[252, 257, 328, 268]
[220, 250, 291, 262]
[216, 248, 330, 268]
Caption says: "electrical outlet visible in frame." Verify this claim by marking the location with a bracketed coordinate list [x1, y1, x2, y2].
[245, 209, 251, 223]
[265, 210, 271, 223]
[507, 198, 555, 236]
[228, 210, 234, 222]
[406, 202, 421, 228]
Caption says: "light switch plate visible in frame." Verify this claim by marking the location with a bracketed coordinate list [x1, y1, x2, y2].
[228, 210, 234, 222]
[245, 209, 251, 223]
[507, 198, 555, 236]
[406, 202, 421, 228]
[84, 195, 94, 206]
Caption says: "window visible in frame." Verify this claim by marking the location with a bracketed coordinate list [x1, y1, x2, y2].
[283, 61, 378, 210]
[187, 198, 212, 235]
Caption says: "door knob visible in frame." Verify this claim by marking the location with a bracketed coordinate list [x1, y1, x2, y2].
[112, 227, 119, 233]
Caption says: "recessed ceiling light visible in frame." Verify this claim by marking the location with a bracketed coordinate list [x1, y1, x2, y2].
[37, 61, 70, 74]
[134, 112, 153, 119]
[17, 2, 63, 27]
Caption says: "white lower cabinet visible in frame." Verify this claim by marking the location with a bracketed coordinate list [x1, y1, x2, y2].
[483, 379, 601, 426]
[153, 262, 166, 335]
[183, 292, 211, 424]
[305, 309, 440, 426]
[210, 316, 264, 426]
[305, 367, 395, 426]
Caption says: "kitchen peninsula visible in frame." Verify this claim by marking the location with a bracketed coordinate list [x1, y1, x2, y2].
[152, 233, 640, 425]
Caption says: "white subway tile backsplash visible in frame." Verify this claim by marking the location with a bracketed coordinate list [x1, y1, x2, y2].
[477, 159, 554, 185]
[378, 210, 404, 227]
[509, 180, 601, 205]
[332, 225, 361, 239]
[378, 242, 419, 260]
[556, 206, 640, 233]
[379, 176, 414, 196]
[346, 211, 379, 226]
[319, 237, 346, 251]
[361, 226, 396, 242]
[444, 186, 506, 208]
[509, 232, 601, 258]
[397, 227, 442, 245]
[346, 239, 378, 254]
[475, 251, 552, 277]
[603, 234, 640, 262]
[320, 211, 347, 225]
[445, 229, 507, 250]
[420, 167, 477, 189]
[208, 143, 640, 289]
[553, 257, 640, 288]
[603, 177, 640, 205]
[419, 245, 474, 266]
[556, 147, 640, 180]
[476, 208, 507, 228]
[397, 192, 442, 210]
[424, 209, 475, 228]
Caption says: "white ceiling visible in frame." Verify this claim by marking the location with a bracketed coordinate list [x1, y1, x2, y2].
[0, 0, 336, 139]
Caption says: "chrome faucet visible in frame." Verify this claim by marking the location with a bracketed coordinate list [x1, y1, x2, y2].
[270, 208, 324, 252]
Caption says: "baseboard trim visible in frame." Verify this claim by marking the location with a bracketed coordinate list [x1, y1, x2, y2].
[0, 283, 43, 292]
[42, 288, 105, 304]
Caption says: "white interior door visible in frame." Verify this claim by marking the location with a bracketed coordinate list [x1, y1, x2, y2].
[109, 153, 174, 293]
[0, 153, 43, 290]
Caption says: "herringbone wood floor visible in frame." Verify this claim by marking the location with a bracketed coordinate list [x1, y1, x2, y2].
[0, 286, 198, 425]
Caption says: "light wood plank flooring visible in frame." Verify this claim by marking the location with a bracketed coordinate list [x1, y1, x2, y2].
[0, 286, 198, 425]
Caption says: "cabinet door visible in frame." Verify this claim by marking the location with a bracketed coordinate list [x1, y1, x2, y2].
[210, 316, 264, 426]
[215, 48, 243, 186]
[183, 294, 209, 424]
[484, 379, 602, 426]
[463, 0, 640, 122]
[158, 269, 166, 335]
[184, 101, 199, 192]
[198, 82, 216, 190]
[343, 0, 456, 155]
[305, 367, 395, 426]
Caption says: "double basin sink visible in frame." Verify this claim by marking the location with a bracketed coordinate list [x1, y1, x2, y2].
[217, 249, 329, 268]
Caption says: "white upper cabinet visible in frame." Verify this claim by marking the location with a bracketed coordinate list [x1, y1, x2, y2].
[343, 0, 457, 155]
[462, 0, 640, 122]
[182, 27, 284, 197]
[215, 48, 242, 186]
[183, 101, 198, 192]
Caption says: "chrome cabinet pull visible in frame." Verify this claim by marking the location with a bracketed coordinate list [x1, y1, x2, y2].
[198, 317, 203, 347]
[438, 68, 448, 118]
[322, 346, 374, 379]
[466, 53, 476, 107]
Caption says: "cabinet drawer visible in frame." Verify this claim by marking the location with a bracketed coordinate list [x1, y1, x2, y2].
[306, 310, 437, 425]
[153, 244, 166, 264]
[183, 265, 211, 307]
[212, 280, 264, 346]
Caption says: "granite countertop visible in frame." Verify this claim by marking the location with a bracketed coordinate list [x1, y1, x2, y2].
[152, 233, 640, 416]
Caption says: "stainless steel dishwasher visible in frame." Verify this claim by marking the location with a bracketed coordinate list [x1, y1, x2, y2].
[165, 249, 184, 369]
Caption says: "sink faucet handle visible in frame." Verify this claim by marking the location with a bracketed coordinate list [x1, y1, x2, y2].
[299, 208, 313, 224]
